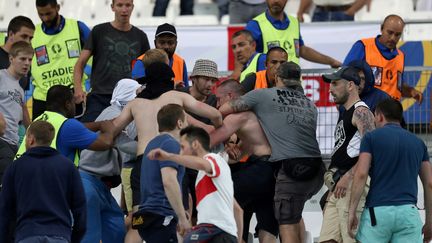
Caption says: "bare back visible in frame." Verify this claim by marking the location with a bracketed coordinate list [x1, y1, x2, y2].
[114, 90, 221, 155]
[211, 111, 271, 156]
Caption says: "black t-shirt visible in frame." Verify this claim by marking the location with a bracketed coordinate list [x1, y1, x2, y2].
[181, 87, 217, 125]
[84, 23, 150, 94]
[0, 47, 30, 90]
[241, 72, 257, 93]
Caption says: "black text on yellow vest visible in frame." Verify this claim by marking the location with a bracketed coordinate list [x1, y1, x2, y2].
[31, 19, 86, 101]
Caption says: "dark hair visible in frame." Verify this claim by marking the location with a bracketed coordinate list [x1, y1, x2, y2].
[231, 30, 254, 43]
[375, 98, 403, 122]
[217, 79, 244, 96]
[180, 126, 210, 151]
[36, 0, 58, 7]
[266, 46, 287, 61]
[157, 104, 185, 132]
[27, 120, 55, 146]
[9, 41, 34, 57]
[7, 16, 35, 34]
[46, 85, 73, 111]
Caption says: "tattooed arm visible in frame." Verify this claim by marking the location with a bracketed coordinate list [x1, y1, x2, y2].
[352, 106, 375, 136]
[219, 98, 251, 117]
[332, 105, 375, 199]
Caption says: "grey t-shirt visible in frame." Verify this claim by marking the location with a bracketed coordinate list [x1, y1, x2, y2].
[79, 104, 137, 176]
[240, 86, 321, 161]
[0, 69, 24, 145]
[85, 23, 150, 94]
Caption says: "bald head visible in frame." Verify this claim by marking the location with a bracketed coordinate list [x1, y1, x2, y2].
[379, 14, 405, 50]
[382, 14, 405, 28]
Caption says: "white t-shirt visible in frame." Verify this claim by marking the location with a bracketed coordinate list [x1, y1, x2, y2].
[195, 153, 237, 237]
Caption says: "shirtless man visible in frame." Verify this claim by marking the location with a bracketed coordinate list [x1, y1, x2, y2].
[112, 63, 222, 220]
[113, 63, 222, 156]
[211, 79, 278, 243]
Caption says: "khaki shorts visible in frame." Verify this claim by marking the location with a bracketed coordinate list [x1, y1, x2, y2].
[319, 179, 369, 243]
[121, 167, 133, 213]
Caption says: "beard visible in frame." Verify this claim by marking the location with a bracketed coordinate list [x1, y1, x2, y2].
[333, 91, 349, 105]
[44, 13, 59, 28]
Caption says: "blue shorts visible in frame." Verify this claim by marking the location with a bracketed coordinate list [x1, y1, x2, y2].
[357, 204, 423, 243]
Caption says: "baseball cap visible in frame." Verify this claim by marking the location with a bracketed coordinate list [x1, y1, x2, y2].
[190, 59, 218, 80]
[347, 60, 374, 91]
[155, 23, 177, 37]
[322, 66, 361, 85]
[277, 61, 301, 80]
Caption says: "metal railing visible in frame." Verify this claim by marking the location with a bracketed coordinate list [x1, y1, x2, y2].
[219, 66, 432, 155]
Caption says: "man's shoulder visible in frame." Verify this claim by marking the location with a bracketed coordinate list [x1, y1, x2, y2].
[91, 22, 111, 32]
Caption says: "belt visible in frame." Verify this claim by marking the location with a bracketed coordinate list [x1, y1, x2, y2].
[316, 4, 351, 12]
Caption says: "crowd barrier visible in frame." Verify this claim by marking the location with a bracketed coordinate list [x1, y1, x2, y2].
[220, 66, 432, 155]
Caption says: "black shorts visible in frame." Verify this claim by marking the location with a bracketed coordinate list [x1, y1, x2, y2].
[137, 212, 178, 243]
[131, 154, 144, 207]
[231, 155, 280, 239]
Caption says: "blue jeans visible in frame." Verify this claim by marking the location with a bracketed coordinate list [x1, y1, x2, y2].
[79, 171, 125, 243]
[312, 8, 354, 22]
[17, 236, 68, 243]
[153, 0, 193, 16]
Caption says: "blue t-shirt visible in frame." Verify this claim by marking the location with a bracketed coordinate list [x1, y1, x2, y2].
[57, 119, 98, 161]
[343, 35, 402, 65]
[245, 10, 304, 53]
[139, 134, 184, 217]
[360, 123, 429, 207]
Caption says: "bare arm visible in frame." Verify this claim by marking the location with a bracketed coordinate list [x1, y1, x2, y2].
[297, 0, 313, 22]
[420, 161, 432, 242]
[161, 167, 191, 235]
[148, 148, 213, 174]
[402, 83, 423, 104]
[345, 0, 367, 16]
[348, 152, 371, 238]
[186, 114, 215, 134]
[22, 104, 30, 128]
[0, 112, 5, 136]
[73, 49, 92, 104]
[352, 106, 375, 137]
[333, 106, 374, 199]
[112, 102, 134, 136]
[219, 99, 251, 117]
[233, 199, 243, 243]
[299, 45, 342, 68]
[210, 114, 244, 147]
[86, 120, 116, 151]
[181, 92, 223, 128]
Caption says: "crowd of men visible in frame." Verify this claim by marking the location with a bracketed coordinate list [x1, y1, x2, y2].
[0, 0, 431, 243]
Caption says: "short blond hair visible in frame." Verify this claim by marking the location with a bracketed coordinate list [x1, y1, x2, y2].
[143, 49, 169, 68]
[10, 41, 34, 57]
